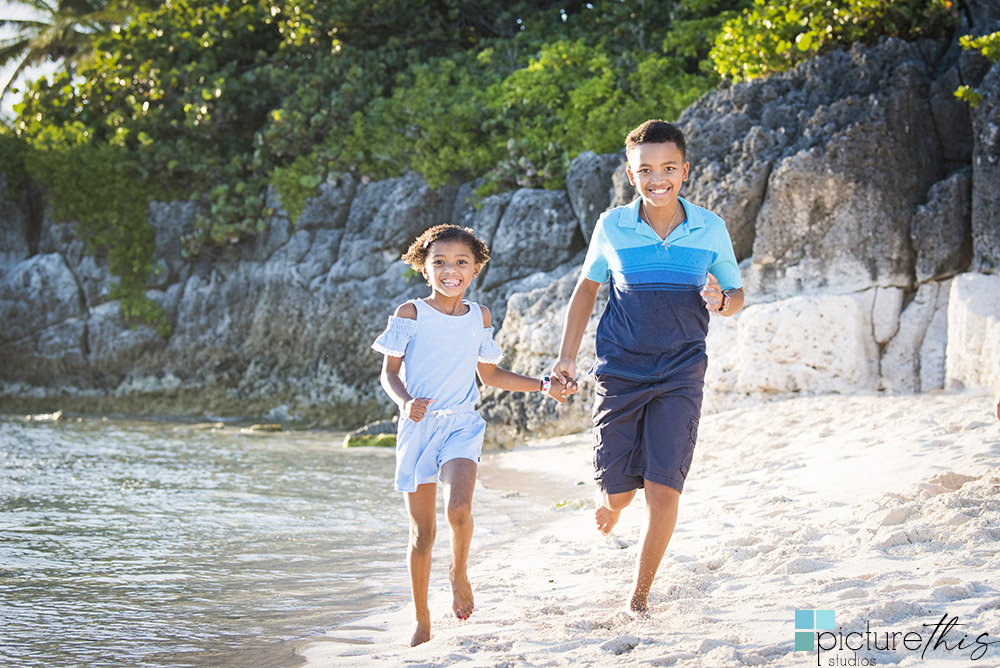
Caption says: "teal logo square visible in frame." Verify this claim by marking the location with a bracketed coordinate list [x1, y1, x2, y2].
[795, 609, 835, 651]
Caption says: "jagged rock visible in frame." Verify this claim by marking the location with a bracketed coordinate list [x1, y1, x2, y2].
[456, 191, 513, 288]
[946, 273, 1000, 391]
[296, 172, 357, 230]
[86, 301, 164, 382]
[566, 150, 622, 243]
[609, 162, 633, 209]
[930, 66, 974, 165]
[0, 254, 84, 344]
[478, 189, 583, 292]
[912, 169, 973, 283]
[971, 62, 1000, 272]
[148, 200, 197, 288]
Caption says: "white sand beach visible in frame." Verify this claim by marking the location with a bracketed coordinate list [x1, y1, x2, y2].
[299, 388, 1000, 667]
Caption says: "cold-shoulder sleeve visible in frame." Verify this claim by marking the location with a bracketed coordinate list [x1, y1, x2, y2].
[477, 326, 503, 364]
[371, 316, 417, 357]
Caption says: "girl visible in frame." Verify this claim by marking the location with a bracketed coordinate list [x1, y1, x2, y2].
[372, 224, 572, 647]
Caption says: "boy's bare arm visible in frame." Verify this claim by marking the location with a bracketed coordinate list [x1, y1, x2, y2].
[722, 288, 745, 316]
[551, 277, 601, 387]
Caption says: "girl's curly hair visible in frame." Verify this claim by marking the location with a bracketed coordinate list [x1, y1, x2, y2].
[401, 224, 490, 271]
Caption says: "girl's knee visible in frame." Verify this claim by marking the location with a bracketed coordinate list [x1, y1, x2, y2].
[410, 523, 436, 553]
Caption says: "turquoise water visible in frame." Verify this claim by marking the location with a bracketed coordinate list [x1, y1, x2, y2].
[0, 417, 410, 668]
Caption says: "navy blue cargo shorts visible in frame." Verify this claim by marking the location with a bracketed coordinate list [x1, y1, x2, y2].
[591, 357, 707, 495]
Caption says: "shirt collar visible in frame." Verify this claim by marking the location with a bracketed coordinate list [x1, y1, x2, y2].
[620, 197, 704, 236]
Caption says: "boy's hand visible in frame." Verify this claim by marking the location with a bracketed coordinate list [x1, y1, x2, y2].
[551, 358, 578, 393]
[404, 397, 434, 422]
[700, 272, 724, 312]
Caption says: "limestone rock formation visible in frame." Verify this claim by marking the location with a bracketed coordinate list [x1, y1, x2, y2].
[2, 34, 999, 440]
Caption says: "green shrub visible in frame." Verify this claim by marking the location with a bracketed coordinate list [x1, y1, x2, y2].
[710, 0, 956, 81]
[954, 30, 1000, 108]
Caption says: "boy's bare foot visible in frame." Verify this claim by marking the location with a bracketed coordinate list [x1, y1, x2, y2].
[628, 592, 649, 617]
[595, 505, 622, 536]
[450, 567, 475, 620]
[410, 619, 431, 647]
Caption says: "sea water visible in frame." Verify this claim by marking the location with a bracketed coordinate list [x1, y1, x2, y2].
[0, 416, 411, 668]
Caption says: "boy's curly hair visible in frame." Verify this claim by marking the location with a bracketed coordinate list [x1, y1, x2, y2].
[625, 119, 687, 160]
[401, 224, 490, 271]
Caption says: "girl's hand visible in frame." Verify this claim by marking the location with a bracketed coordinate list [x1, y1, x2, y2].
[546, 375, 577, 403]
[551, 358, 578, 393]
[404, 397, 434, 422]
[700, 272, 724, 313]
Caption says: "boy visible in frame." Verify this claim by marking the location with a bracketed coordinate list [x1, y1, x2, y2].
[551, 119, 744, 615]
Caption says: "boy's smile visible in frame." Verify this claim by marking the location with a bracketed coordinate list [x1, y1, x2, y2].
[421, 239, 480, 297]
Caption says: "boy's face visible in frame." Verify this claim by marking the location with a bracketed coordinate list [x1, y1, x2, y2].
[421, 239, 480, 297]
[626, 141, 689, 210]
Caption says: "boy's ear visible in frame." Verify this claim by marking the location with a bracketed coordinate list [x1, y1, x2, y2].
[625, 164, 637, 186]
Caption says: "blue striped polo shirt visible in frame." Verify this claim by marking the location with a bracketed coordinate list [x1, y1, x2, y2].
[582, 196, 742, 381]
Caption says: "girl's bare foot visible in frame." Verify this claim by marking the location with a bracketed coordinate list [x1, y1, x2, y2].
[410, 619, 431, 647]
[449, 566, 475, 620]
[595, 505, 622, 536]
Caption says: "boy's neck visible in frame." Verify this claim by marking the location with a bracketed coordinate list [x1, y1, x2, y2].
[641, 201, 684, 237]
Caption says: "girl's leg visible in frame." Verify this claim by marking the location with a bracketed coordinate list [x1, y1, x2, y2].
[440, 457, 478, 620]
[404, 482, 438, 646]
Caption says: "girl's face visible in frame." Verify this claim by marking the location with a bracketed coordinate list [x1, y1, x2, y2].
[421, 239, 481, 297]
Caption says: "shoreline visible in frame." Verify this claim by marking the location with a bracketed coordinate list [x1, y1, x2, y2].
[297, 388, 1000, 667]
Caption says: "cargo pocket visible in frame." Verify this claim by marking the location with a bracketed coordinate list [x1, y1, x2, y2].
[679, 415, 699, 479]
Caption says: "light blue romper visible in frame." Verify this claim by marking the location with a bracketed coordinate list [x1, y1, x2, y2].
[372, 299, 503, 492]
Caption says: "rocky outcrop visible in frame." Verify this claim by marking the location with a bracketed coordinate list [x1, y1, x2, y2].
[2, 33, 999, 440]
[480, 37, 1000, 441]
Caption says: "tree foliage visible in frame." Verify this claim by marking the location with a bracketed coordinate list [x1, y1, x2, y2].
[710, 0, 957, 81]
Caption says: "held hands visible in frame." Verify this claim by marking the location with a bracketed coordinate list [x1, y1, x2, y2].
[549, 358, 580, 402]
[546, 374, 577, 404]
[700, 272, 724, 313]
[403, 397, 434, 422]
